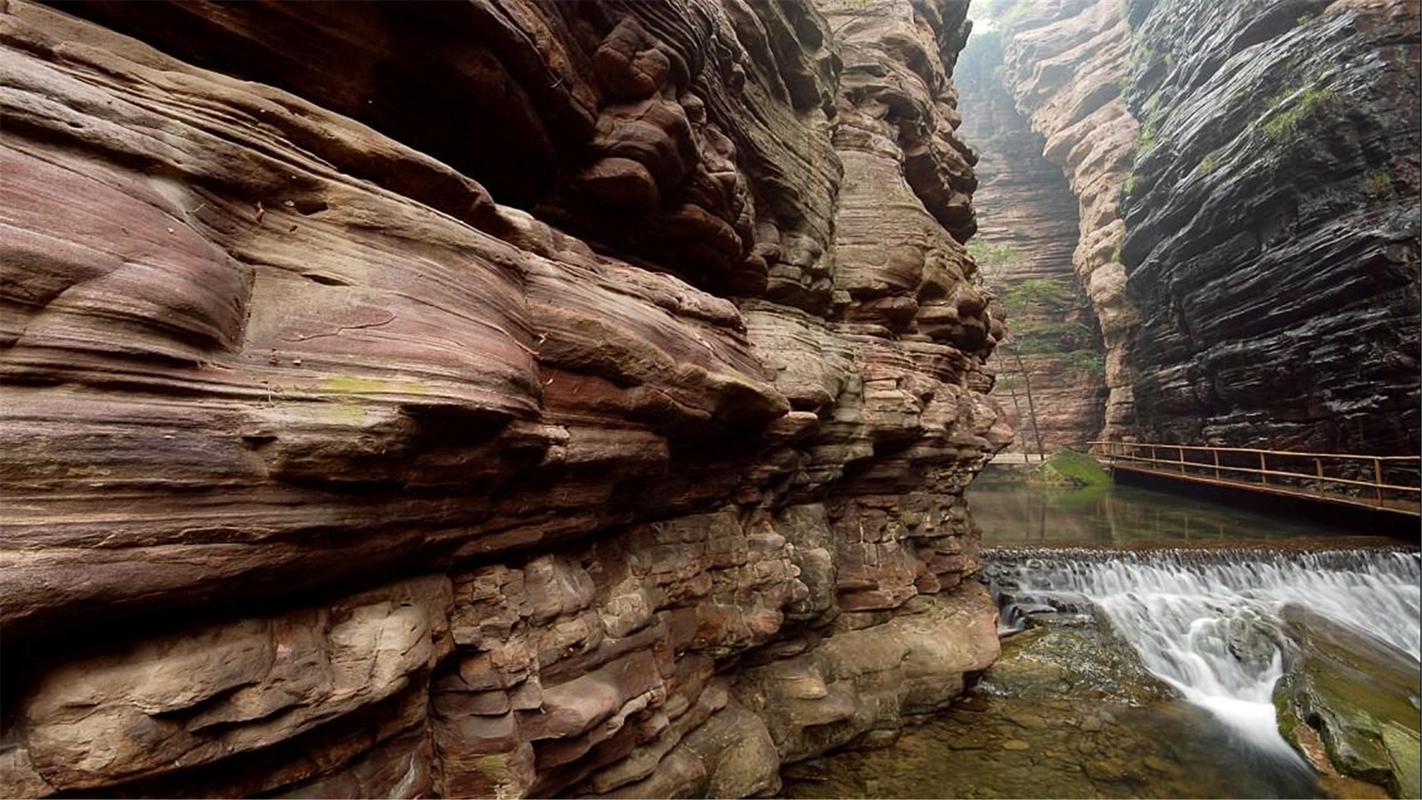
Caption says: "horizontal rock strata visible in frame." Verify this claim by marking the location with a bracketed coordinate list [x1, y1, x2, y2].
[990, 0, 1419, 454]
[0, 0, 1008, 796]
[957, 26, 1107, 452]
[996, 0, 1142, 441]
[1117, 0, 1421, 453]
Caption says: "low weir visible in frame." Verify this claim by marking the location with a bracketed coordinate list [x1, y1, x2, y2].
[987, 548, 1421, 757]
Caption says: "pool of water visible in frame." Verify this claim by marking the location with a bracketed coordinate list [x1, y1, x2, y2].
[967, 472, 1401, 547]
[782, 478, 1418, 799]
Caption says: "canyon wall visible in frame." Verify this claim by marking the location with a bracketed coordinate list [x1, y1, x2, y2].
[992, 0, 1420, 454]
[956, 28, 1106, 452]
[0, 0, 1009, 797]
[995, 0, 1142, 442]
[1118, 0, 1421, 454]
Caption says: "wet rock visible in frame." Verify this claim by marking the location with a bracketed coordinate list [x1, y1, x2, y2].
[978, 620, 1175, 706]
[1006, 711, 1049, 730]
[1275, 605, 1421, 798]
[1084, 758, 1131, 782]
[1118, 0, 1422, 453]
[780, 759, 831, 782]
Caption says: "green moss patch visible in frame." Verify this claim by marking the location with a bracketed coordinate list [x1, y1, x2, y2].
[1028, 450, 1111, 488]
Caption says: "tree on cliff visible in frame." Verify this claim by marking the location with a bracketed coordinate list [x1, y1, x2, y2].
[971, 240, 1046, 457]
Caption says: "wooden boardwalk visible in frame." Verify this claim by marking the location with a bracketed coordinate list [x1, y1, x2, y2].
[989, 452, 1047, 465]
[1089, 440, 1421, 518]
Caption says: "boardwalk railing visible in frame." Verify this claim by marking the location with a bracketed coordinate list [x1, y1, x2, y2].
[1088, 440, 1422, 517]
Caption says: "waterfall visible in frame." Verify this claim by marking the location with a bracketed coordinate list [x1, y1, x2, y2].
[986, 547, 1421, 755]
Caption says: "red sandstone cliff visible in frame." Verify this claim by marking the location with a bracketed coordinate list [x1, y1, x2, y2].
[0, 1, 1010, 796]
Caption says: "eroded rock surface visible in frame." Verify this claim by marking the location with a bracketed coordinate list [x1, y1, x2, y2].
[957, 27, 1107, 452]
[0, 0, 1007, 796]
[987, 0, 1420, 453]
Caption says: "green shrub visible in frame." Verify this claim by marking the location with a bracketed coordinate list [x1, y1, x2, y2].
[1365, 170, 1393, 199]
[1001, 278, 1072, 315]
[1135, 92, 1164, 152]
[1261, 85, 1337, 142]
[1122, 172, 1139, 198]
[1061, 349, 1105, 375]
[967, 239, 1022, 272]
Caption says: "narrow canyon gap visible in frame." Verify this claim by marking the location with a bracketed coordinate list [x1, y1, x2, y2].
[960, 0, 1420, 454]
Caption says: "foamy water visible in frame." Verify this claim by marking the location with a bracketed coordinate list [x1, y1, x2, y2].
[990, 548, 1421, 757]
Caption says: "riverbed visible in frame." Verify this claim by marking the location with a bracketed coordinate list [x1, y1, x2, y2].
[782, 477, 1420, 799]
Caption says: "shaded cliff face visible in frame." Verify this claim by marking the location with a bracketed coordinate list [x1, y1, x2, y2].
[0, 0, 1008, 797]
[994, 0, 1419, 454]
[995, 0, 1143, 441]
[1119, 0, 1421, 454]
[957, 28, 1107, 452]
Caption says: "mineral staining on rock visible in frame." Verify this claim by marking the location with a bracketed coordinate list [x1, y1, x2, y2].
[0, 0, 1009, 796]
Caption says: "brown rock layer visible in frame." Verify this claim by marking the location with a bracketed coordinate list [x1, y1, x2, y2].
[992, 0, 1143, 439]
[957, 26, 1106, 452]
[0, 0, 1008, 796]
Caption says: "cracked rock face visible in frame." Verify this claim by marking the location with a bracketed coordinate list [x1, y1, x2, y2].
[0, 0, 1007, 796]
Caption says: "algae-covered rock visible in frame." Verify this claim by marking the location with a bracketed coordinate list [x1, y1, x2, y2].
[981, 619, 1175, 706]
[1274, 605, 1421, 798]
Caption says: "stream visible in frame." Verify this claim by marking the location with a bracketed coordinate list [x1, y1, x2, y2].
[783, 478, 1421, 799]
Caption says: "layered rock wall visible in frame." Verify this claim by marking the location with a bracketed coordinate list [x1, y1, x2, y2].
[957, 27, 1107, 452]
[0, 0, 1008, 796]
[1118, 0, 1421, 453]
[992, 0, 1420, 454]
[995, 0, 1142, 441]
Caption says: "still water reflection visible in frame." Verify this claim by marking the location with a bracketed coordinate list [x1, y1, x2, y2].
[967, 472, 1386, 546]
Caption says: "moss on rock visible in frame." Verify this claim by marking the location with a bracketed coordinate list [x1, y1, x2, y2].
[1027, 450, 1111, 488]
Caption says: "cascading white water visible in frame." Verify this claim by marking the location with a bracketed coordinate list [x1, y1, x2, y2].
[990, 548, 1421, 757]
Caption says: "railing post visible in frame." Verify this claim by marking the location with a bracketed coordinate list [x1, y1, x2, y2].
[1213, 449, 1220, 480]
[1260, 452, 1267, 486]
[1150, 445, 1157, 470]
[1314, 458, 1323, 495]
[1178, 446, 1185, 474]
[1374, 458, 1384, 506]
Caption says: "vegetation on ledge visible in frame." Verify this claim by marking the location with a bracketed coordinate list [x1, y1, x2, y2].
[1028, 450, 1111, 488]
